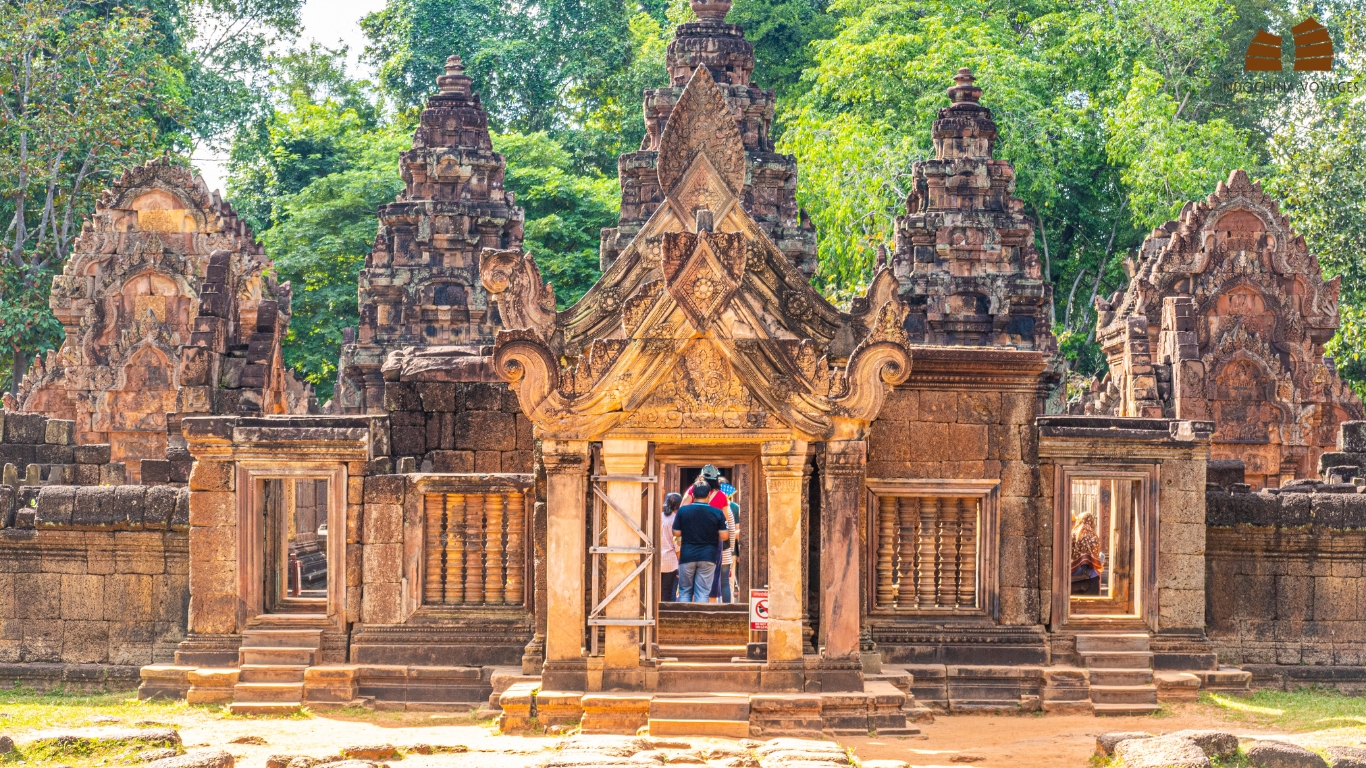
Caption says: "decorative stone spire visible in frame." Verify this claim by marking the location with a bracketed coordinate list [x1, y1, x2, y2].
[335, 53, 524, 413]
[436, 55, 473, 97]
[600, 0, 817, 276]
[890, 69, 1055, 352]
[689, 0, 731, 20]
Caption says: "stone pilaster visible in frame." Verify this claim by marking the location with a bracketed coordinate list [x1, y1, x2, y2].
[599, 439, 650, 690]
[818, 439, 865, 691]
[761, 439, 809, 691]
[542, 439, 590, 691]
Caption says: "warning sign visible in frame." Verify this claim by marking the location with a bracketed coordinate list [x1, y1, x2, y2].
[749, 588, 769, 631]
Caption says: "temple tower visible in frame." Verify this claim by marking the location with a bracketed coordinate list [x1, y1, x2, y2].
[336, 56, 525, 413]
[891, 69, 1056, 353]
[15, 157, 303, 481]
[601, 0, 818, 276]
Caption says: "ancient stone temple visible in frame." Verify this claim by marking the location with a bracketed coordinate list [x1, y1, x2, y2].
[334, 56, 525, 413]
[15, 157, 308, 482]
[1083, 170, 1363, 488]
[891, 69, 1056, 355]
[601, 0, 817, 276]
[8, 0, 1366, 731]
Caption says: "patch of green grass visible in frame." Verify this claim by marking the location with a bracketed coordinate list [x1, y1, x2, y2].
[1199, 687, 1366, 732]
[0, 685, 192, 732]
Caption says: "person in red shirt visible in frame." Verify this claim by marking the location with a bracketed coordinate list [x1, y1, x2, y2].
[683, 464, 728, 509]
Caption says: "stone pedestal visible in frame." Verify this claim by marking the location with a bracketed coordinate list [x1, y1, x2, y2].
[818, 439, 865, 691]
[761, 440, 808, 691]
[600, 439, 649, 690]
[543, 440, 590, 691]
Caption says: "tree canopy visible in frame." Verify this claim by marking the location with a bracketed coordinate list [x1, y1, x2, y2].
[2, 0, 1364, 402]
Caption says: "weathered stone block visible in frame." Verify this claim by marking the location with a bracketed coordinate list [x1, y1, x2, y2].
[3, 413, 46, 444]
[189, 492, 235, 528]
[43, 419, 76, 446]
[104, 574, 155, 622]
[958, 391, 1000, 424]
[61, 574, 106, 621]
[15, 573, 61, 618]
[71, 487, 115, 527]
[362, 543, 403, 584]
[427, 451, 474, 474]
[144, 486, 178, 529]
[501, 450, 534, 473]
[905, 422, 951, 462]
[35, 444, 74, 464]
[114, 486, 147, 529]
[189, 526, 235, 564]
[417, 382, 456, 412]
[465, 383, 504, 411]
[363, 475, 405, 504]
[362, 581, 402, 624]
[362, 503, 403, 544]
[453, 412, 516, 451]
[75, 444, 111, 464]
[35, 486, 76, 527]
[474, 451, 501, 473]
[918, 390, 958, 422]
[188, 461, 234, 492]
[515, 414, 534, 450]
[21, 619, 64, 661]
[880, 388, 917, 422]
[390, 425, 426, 456]
[100, 463, 127, 486]
[384, 381, 421, 411]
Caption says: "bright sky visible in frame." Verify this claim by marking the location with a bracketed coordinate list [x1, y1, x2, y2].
[194, 0, 387, 194]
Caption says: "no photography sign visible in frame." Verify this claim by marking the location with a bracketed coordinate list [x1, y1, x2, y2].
[749, 588, 769, 630]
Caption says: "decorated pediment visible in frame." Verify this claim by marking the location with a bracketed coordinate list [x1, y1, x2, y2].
[481, 65, 912, 441]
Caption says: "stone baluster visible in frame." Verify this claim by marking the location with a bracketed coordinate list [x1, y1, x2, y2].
[917, 497, 937, 608]
[464, 493, 486, 603]
[424, 494, 446, 604]
[876, 494, 898, 609]
[444, 494, 466, 603]
[898, 497, 918, 607]
[506, 492, 525, 604]
[542, 440, 591, 690]
[485, 493, 505, 603]
[957, 497, 976, 608]
[937, 497, 959, 607]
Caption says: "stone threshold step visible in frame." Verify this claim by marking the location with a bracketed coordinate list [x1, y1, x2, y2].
[227, 701, 303, 715]
[1093, 702, 1161, 716]
[648, 719, 749, 738]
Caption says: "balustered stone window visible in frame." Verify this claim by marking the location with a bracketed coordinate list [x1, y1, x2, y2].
[866, 479, 999, 617]
[422, 492, 527, 606]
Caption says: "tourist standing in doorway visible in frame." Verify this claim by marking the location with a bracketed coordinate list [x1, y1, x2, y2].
[1070, 512, 1102, 595]
[673, 480, 729, 602]
[717, 478, 739, 602]
[661, 493, 682, 602]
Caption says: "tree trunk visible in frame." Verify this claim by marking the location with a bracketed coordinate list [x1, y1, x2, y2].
[9, 347, 27, 397]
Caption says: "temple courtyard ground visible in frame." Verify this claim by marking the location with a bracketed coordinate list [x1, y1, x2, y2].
[3, 689, 1366, 767]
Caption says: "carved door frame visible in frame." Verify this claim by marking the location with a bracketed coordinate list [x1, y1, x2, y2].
[236, 461, 348, 630]
[1050, 463, 1159, 631]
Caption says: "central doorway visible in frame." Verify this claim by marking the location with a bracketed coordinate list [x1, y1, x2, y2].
[656, 447, 765, 662]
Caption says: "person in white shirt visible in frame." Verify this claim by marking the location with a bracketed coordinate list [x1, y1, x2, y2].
[660, 493, 682, 601]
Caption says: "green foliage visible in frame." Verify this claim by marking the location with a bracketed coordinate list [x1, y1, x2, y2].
[729, 0, 836, 99]
[0, 0, 185, 393]
[226, 46, 406, 400]
[259, 122, 411, 400]
[1105, 61, 1259, 232]
[494, 131, 622, 308]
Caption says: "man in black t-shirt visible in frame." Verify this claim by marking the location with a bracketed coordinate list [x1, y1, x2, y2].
[672, 480, 729, 602]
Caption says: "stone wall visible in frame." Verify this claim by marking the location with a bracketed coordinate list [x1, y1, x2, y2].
[1, 410, 127, 487]
[864, 347, 1049, 665]
[0, 483, 189, 688]
[1206, 482, 1366, 687]
[380, 378, 534, 474]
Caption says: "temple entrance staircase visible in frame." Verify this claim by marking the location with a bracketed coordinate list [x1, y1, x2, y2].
[657, 602, 749, 664]
[229, 627, 323, 714]
[649, 694, 751, 737]
[1076, 632, 1160, 715]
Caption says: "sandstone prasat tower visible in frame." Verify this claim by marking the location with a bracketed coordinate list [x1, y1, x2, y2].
[5, 0, 1366, 728]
